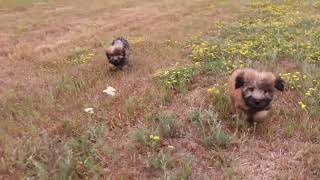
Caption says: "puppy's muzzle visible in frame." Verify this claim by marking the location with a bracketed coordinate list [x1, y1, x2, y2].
[109, 56, 124, 66]
[245, 97, 271, 111]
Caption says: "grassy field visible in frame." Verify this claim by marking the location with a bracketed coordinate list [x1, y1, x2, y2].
[1, 0, 320, 179]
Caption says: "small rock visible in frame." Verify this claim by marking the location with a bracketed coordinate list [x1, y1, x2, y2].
[103, 86, 116, 96]
[84, 107, 94, 114]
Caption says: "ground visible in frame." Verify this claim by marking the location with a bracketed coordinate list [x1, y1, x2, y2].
[0, 0, 320, 179]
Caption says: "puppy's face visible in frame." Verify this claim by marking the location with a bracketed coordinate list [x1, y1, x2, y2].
[106, 47, 125, 65]
[235, 71, 284, 111]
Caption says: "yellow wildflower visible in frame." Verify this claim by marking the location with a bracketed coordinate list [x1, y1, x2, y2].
[305, 91, 312, 97]
[298, 101, 306, 110]
[208, 86, 220, 95]
[150, 135, 160, 141]
[207, 88, 214, 94]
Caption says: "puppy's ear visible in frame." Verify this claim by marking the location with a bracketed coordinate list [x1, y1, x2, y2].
[106, 51, 111, 60]
[235, 72, 245, 89]
[275, 77, 285, 91]
[106, 47, 113, 59]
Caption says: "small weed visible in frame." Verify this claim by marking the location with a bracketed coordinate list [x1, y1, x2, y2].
[131, 127, 148, 146]
[223, 166, 236, 180]
[157, 111, 180, 138]
[164, 39, 181, 48]
[147, 152, 172, 171]
[127, 36, 144, 44]
[203, 130, 230, 149]
[159, 88, 173, 105]
[280, 109, 296, 137]
[188, 110, 200, 123]
[198, 108, 230, 149]
[65, 49, 95, 65]
[149, 134, 161, 151]
[51, 75, 86, 100]
[153, 64, 199, 93]
[55, 125, 106, 179]
[207, 83, 230, 119]
[176, 158, 192, 180]
[62, 119, 81, 136]
[286, 119, 295, 138]
[130, 127, 161, 151]
[123, 96, 144, 116]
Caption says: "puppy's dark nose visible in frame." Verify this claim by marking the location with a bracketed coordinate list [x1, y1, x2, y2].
[253, 99, 262, 105]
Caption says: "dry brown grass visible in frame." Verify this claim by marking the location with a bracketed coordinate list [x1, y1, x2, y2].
[1, 0, 318, 179]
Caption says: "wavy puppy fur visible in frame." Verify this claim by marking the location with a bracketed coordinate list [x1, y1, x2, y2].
[228, 68, 284, 122]
[106, 37, 130, 69]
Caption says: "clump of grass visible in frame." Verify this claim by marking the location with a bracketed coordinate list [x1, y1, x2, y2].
[147, 152, 173, 171]
[153, 64, 199, 93]
[286, 74, 320, 139]
[1, 123, 107, 179]
[164, 39, 181, 48]
[157, 111, 180, 138]
[56, 125, 106, 179]
[131, 127, 149, 146]
[196, 108, 230, 149]
[1, 132, 52, 178]
[62, 119, 81, 136]
[123, 96, 144, 116]
[65, 49, 95, 65]
[127, 36, 144, 44]
[280, 108, 296, 138]
[188, 110, 200, 123]
[207, 83, 230, 119]
[50, 75, 86, 101]
[130, 127, 161, 152]
[176, 158, 192, 180]
[159, 88, 173, 105]
[1, 95, 37, 122]
[223, 165, 236, 180]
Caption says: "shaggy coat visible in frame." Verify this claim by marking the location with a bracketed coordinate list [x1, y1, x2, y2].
[228, 68, 284, 122]
[106, 37, 130, 69]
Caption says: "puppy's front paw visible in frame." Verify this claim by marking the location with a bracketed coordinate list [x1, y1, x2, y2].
[253, 110, 270, 122]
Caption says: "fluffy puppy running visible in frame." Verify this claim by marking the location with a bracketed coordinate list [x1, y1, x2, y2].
[105, 37, 130, 69]
[228, 68, 285, 122]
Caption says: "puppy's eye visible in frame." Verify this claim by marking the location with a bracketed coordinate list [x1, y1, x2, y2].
[264, 89, 272, 93]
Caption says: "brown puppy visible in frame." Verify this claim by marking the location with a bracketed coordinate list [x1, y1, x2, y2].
[105, 37, 130, 69]
[228, 68, 284, 122]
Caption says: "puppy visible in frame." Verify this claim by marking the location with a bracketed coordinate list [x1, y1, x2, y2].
[228, 68, 284, 122]
[105, 37, 130, 69]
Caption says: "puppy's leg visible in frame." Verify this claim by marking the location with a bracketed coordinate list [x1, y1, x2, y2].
[253, 110, 270, 122]
[122, 59, 133, 71]
[229, 97, 237, 116]
[108, 64, 118, 71]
